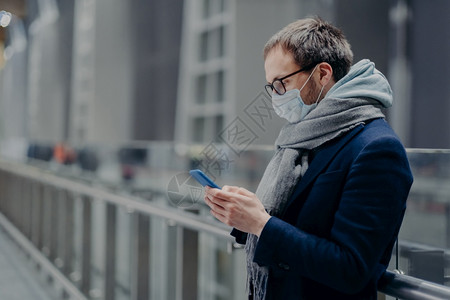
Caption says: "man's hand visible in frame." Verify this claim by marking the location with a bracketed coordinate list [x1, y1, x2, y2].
[204, 185, 271, 237]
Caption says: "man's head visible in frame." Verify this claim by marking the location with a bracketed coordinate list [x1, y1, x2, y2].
[263, 17, 353, 108]
[263, 17, 353, 83]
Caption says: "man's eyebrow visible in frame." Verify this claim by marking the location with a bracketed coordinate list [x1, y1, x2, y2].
[267, 73, 283, 84]
[277, 69, 297, 81]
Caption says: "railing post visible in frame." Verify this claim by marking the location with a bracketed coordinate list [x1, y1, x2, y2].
[131, 212, 150, 300]
[4, 173, 11, 220]
[49, 187, 59, 262]
[23, 178, 33, 240]
[55, 189, 65, 269]
[166, 222, 179, 300]
[63, 190, 75, 277]
[9, 174, 16, 225]
[0, 171, 4, 211]
[41, 184, 52, 257]
[182, 227, 198, 300]
[13, 176, 22, 230]
[6, 174, 14, 225]
[0, 171, 7, 215]
[31, 182, 44, 250]
[80, 195, 92, 296]
[17, 177, 26, 235]
[104, 202, 117, 300]
[231, 245, 247, 300]
[446, 203, 450, 249]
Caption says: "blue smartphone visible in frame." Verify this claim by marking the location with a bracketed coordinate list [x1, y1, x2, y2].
[189, 169, 221, 189]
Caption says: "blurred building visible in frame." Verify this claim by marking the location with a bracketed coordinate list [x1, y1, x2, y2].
[0, 0, 449, 148]
[175, 0, 450, 148]
[175, 0, 310, 145]
[69, 0, 184, 143]
[0, 0, 183, 145]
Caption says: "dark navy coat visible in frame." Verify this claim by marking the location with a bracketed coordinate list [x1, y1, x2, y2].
[233, 118, 413, 299]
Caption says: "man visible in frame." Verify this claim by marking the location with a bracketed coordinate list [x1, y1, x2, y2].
[204, 17, 413, 299]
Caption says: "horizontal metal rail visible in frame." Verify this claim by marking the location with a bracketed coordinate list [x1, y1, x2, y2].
[0, 159, 233, 241]
[379, 270, 450, 300]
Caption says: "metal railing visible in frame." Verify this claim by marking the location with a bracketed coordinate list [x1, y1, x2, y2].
[0, 158, 450, 299]
[0, 159, 245, 299]
[379, 270, 450, 300]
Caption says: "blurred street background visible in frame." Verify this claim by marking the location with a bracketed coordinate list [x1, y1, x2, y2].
[0, 1, 449, 300]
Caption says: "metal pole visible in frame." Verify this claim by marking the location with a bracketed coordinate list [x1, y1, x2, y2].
[80, 195, 92, 296]
[104, 203, 117, 300]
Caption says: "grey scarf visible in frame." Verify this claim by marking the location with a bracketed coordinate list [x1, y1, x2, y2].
[245, 97, 385, 300]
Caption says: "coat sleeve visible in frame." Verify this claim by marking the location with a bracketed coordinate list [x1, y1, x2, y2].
[230, 228, 248, 244]
[252, 135, 413, 294]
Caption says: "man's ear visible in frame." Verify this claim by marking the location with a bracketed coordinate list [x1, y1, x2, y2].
[318, 62, 334, 86]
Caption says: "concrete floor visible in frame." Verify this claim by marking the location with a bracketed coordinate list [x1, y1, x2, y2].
[0, 228, 56, 300]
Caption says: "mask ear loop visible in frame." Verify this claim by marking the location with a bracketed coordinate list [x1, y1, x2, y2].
[315, 84, 325, 104]
[299, 64, 319, 92]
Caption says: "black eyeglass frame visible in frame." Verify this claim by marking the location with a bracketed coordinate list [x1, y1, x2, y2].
[264, 63, 316, 96]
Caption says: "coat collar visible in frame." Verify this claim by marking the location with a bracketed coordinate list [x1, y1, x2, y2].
[283, 123, 365, 216]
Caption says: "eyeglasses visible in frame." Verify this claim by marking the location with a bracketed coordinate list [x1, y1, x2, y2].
[264, 64, 315, 96]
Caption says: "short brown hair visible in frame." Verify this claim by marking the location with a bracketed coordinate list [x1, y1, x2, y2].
[263, 17, 353, 82]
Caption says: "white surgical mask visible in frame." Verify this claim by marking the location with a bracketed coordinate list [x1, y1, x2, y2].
[271, 65, 324, 123]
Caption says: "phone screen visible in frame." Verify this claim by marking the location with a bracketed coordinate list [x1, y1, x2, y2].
[189, 169, 221, 189]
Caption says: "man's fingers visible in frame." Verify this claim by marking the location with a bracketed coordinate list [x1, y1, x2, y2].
[236, 187, 254, 197]
[222, 185, 254, 197]
[210, 209, 229, 225]
[206, 186, 251, 203]
[205, 193, 227, 213]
